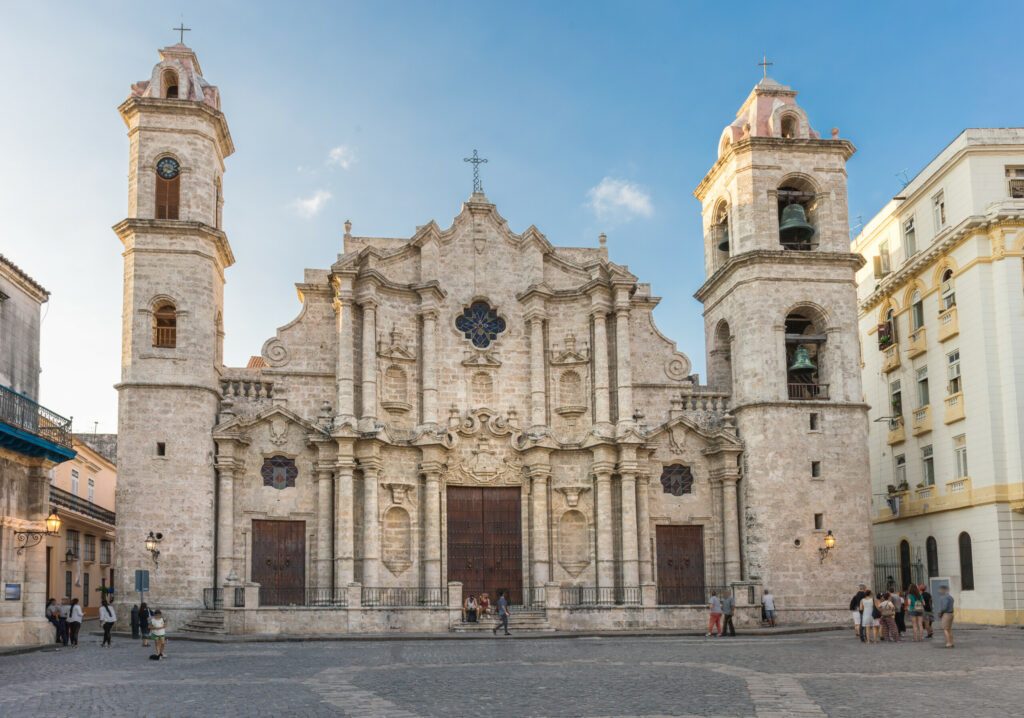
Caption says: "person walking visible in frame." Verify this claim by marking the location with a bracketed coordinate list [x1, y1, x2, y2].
[936, 585, 955, 648]
[878, 592, 899, 642]
[721, 591, 736, 637]
[130, 604, 140, 640]
[57, 598, 70, 647]
[762, 590, 777, 628]
[892, 590, 906, 636]
[139, 602, 151, 647]
[858, 589, 876, 643]
[907, 584, 925, 641]
[706, 591, 723, 637]
[849, 584, 867, 639]
[100, 600, 117, 647]
[920, 583, 934, 639]
[149, 609, 167, 659]
[67, 598, 84, 647]
[492, 590, 510, 636]
[45, 598, 61, 645]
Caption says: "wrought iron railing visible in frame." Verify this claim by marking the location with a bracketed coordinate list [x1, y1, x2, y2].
[49, 485, 116, 526]
[259, 587, 348, 607]
[361, 586, 446, 607]
[788, 383, 829, 401]
[560, 586, 642, 607]
[656, 585, 730, 606]
[522, 585, 546, 607]
[0, 383, 72, 449]
[203, 588, 223, 609]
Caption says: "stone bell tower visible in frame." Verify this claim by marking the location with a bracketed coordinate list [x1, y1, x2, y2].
[113, 42, 234, 623]
[694, 75, 872, 616]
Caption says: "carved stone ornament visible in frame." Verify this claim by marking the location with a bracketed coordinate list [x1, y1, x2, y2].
[261, 337, 289, 367]
[269, 418, 289, 446]
[378, 325, 415, 362]
[382, 481, 417, 505]
[665, 352, 692, 381]
[550, 333, 590, 366]
[554, 485, 592, 508]
[441, 408, 525, 485]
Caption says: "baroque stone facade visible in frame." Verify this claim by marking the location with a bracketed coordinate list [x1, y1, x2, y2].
[114, 46, 871, 632]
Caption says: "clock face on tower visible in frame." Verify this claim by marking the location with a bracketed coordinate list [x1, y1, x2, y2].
[156, 157, 180, 180]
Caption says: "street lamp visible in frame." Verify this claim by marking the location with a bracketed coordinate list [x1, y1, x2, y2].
[145, 531, 163, 566]
[13, 511, 63, 554]
[819, 530, 836, 563]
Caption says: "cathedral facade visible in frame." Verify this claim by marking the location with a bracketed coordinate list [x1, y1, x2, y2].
[114, 44, 871, 633]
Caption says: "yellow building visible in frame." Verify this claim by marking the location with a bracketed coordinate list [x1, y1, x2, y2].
[47, 435, 117, 619]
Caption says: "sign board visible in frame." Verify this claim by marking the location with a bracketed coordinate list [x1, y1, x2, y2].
[4, 583, 21, 601]
[134, 569, 150, 594]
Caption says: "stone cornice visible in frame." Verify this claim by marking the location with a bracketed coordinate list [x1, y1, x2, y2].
[118, 96, 235, 158]
[113, 218, 235, 269]
[695, 250, 864, 302]
[0, 254, 49, 303]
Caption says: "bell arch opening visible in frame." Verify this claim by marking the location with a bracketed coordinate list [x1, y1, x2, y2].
[162, 69, 179, 99]
[710, 200, 730, 266]
[710, 319, 732, 393]
[778, 176, 818, 251]
[784, 307, 827, 400]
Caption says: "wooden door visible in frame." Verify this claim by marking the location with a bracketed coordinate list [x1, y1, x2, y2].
[252, 520, 305, 606]
[655, 525, 705, 605]
[447, 487, 522, 604]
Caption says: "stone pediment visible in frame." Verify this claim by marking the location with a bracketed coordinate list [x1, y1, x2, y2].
[550, 332, 590, 365]
[213, 404, 328, 442]
[461, 349, 502, 368]
[378, 325, 415, 363]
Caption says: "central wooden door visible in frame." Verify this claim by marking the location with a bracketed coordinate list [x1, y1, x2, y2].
[655, 525, 706, 605]
[251, 520, 305, 606]
[447, 487, 522, 604]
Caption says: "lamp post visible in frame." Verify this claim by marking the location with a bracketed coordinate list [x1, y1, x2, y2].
[13, 511, 62, 554]
[145, 531, 163, 567]
[819, 530, 836, 563]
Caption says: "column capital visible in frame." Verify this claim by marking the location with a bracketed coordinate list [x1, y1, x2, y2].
[589, 304, 611, 319]
[524, 309, 548, 324]
[358, 457, 383, 475]
[419, 461, 445, 479]
[527, 464, 551, 481]
[360, 297, 379, 311]
[592, 462, 615, 480]
[614, 304, 631, 317]
[418, 308, 439, 321]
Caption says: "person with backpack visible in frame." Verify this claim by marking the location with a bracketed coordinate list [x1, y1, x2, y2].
[878, 592, 899, 642]
[99, 599, 117, 647]
[907, 584, 925, 641]
[849, 584, 867, 639]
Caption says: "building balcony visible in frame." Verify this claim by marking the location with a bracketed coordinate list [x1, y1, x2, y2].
[887, 417, 906, 445]
[946, 476, 971, 495]
[911, 405, 932, 436]
[906, 328, 927, 358]
[49, 485, 116, 527]
[0, 383, 75, 463]
[944, 392, 966, 424]
[938, 306, 959, 342]
[881, 344, 901, 373]
[788, 383, 829, 401]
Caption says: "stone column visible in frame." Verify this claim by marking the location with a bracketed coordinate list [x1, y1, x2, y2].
[22, 465, 49, 620]
[215, 460, 235, 586]
[530, 467, 551, 586]
[361, 300, 378, 423]
[422, 464, 442, 588]
[620, 471, 640, 588]
[420, 310, 439, 426]
[335, 293, 356, 422]
[721, 475, 741, 584]
[527, 312, 547, 430]
[591, 308, 611, 427]
[334, 462, 355, 589]
[594, 466, 615, 590]
[361, 461, 381, 587]
[614, 301, 633, 428]
[636, 473, 653, 584]
[316, 467, 333, 587]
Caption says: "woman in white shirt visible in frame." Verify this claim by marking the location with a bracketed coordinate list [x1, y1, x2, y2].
[68, 598, 84, 647]
[858, 589, 877, 643]
[100, 600, 117, 647]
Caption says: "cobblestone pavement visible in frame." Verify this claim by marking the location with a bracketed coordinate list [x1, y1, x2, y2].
[1, 628, 1021, 717]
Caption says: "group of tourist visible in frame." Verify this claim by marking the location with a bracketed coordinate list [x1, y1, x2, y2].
[461, 590, 511, 635]
[850, 582, 956, 648]
[44, 598, 167, 658]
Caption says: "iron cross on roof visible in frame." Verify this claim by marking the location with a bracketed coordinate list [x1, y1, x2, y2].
[173, 23, 191, 44]
[759, 54, 774, 80]
[463, 149, 488, 194]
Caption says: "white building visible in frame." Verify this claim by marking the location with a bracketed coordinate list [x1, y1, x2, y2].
[854, 128, 1024, 625]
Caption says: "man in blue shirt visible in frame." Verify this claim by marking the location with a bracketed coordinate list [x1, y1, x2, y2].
[492, 590, 510, 636]
[936, 585, 955, 648]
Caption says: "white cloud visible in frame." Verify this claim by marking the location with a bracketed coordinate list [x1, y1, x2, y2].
[327, 145, 356, 170]
[586, 177, 653, 222]
[292, 189, 332, 218]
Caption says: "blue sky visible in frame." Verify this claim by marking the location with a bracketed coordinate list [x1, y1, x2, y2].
[1, 1, 1020, 432]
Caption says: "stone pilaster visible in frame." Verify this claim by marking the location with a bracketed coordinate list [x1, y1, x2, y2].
[529, 466, 551, 586]
[593, 464, 615, 590]
[591, 306, 611, 428]
[636, 472, 653, 584]
[721, 474, 741, 583]
[333, 280, 356, 423]
[333, 460, 355, 589]
[360, 299, 378, 424]
[420, 309, 439, 426]
[315, 466, 333, 587]
[421, 462, 443, 588]
[214, 458, 236, 586]
[614, 291, 633, 428]
[361, 459, 381, 587]
[527, 311, 548, 430]
[619, 470, 640, 587]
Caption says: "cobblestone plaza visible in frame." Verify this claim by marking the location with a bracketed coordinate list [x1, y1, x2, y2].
[1, 628, 1021, 716]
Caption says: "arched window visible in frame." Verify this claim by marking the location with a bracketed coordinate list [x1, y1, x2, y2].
[785, 309, 827, 400]
[911, 291, 924, 331]
[958, 532, 974, 590]
[162, 69, 179, 99]
[780, 114, 797, 139]
[926, 536, 939, 578]
[155, 157, 181, 220]
[899, 539, 912, 591]
[778, 178, 817, 250]
[712, 320, 732, 393]
[711, 201, 730, 261]
[940, 269, 956, 310]
[152, 302, 177, 348]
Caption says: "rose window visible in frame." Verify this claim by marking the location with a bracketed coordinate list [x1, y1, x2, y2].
[455, 301, 506, 349]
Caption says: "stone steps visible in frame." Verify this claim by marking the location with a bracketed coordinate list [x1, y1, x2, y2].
[452, 609, 553, 633]
[180, 610, 227, 635]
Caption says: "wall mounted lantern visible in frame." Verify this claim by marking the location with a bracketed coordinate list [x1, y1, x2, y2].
[13, 511, 62, 554]
[819, 530, 836, 563]
[145, 531, 163, 566]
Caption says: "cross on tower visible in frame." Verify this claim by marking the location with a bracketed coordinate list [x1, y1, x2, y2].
[463, 149, 488, 194]
[758, 54, 774, 80]
[173, 23, 191, 45]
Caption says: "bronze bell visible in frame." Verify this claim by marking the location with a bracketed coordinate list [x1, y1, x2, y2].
[788, 345, 817, 372]
[717, 224, 730, 252]
[779, 203, 815, 246]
